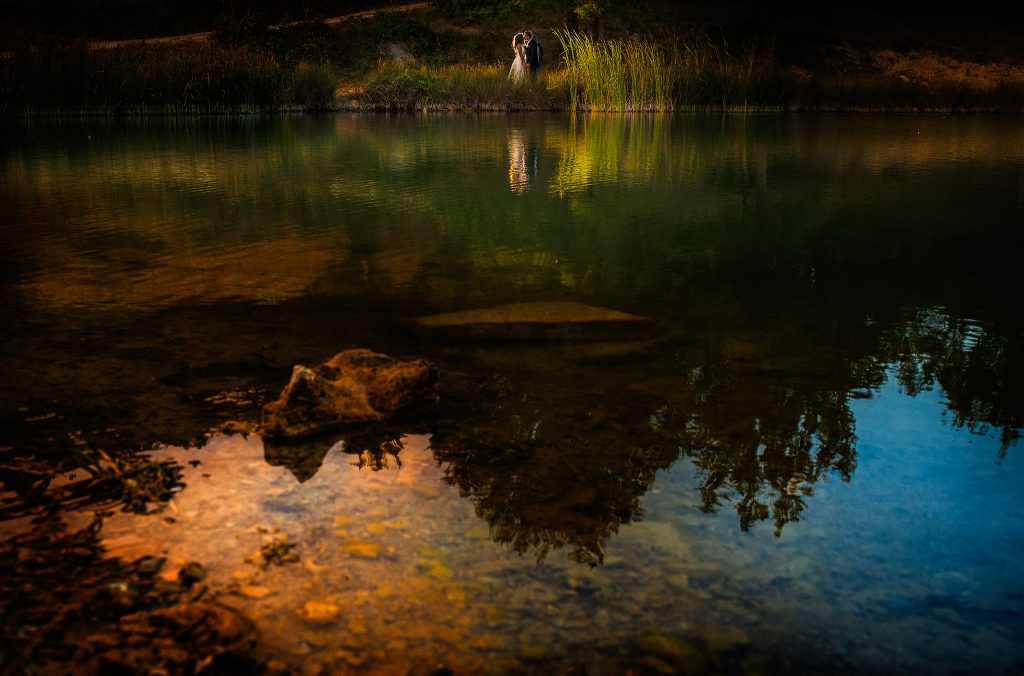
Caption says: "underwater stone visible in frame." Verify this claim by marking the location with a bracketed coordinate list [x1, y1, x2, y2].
[634, 634, 707, 674]
[298, 600, 341, 625]
[408, 301, 651, 341]
[261, 349, 437, 439]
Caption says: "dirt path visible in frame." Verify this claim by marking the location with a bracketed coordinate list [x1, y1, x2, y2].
[89, 2, 428, 49]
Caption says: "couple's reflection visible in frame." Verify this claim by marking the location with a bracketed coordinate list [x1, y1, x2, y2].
[508, 129, 537, 193]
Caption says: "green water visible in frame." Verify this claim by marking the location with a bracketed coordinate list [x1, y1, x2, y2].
[1, 114, 1022, 673]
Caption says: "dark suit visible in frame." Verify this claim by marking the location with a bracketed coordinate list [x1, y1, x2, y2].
[524, 38, 542, 81]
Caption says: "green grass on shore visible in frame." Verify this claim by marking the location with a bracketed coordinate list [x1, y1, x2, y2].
[362, 60, 565, 110]
[3, 5, 1024, 115]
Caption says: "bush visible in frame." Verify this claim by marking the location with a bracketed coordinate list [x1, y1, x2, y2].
[363, 61, 441, 106]
[288, 62, 337, 108]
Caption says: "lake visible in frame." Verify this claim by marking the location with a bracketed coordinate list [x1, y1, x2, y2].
[1, 113, 1022, 673]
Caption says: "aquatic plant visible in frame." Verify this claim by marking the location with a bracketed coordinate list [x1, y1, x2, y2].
[70, 447, 184, 514]
[247, 528, 300, 569]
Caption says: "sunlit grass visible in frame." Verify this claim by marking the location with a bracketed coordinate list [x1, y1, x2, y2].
[362, 60, 566, 110]
[555, 29, 791, 112]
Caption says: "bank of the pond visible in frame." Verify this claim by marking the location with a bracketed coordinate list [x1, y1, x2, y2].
[4, 36, 1024, 115]
[5, 0, 1024, 116]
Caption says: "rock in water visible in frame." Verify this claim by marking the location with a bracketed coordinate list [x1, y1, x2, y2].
[261, 349, 437, 439]
[408, 301, 651, 341]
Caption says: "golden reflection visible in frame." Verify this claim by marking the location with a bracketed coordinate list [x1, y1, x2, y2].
[75, 433, 504, 671]
[20, 239, 338, 307]
[548, 115, 668, 197]
[507, 129, 532, 193]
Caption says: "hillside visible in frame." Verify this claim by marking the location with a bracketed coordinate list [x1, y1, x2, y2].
[2, 0, 1023, 112]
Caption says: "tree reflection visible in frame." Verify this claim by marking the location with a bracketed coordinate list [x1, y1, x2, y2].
[264, 429, 408, 480]
[638, 352, 860, 537]
[426, 298, 1021, 561]
[880, 308, 1023, 458]
[429, 373, 680, 566]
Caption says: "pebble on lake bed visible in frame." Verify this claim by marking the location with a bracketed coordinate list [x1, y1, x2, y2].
[298, 600, 341, 624]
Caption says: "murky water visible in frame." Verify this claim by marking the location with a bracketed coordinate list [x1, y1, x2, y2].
[1, 114, 1023, 673]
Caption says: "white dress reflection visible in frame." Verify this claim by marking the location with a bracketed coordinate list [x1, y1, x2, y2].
[508, 131, 528, 193]
[508, 130, 537, 193]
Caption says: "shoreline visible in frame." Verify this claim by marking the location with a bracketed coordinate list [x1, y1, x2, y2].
[6, 102, 1024, 117]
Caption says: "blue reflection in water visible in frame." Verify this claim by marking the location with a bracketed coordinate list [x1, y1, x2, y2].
[638, 372, 1023, 672]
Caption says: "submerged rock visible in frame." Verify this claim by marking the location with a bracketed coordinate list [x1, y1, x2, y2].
[408, 301, 652, 341]
[261, 349, 437, 439]
[87, 601, 256, 673]
[298, 600, 341, 625]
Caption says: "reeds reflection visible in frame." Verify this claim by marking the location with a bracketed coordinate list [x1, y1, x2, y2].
[548, 114, 669, 197]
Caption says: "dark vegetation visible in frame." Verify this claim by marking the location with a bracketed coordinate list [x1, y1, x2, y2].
[2, 0, 1024, 112]
[0, 516, 257, 674]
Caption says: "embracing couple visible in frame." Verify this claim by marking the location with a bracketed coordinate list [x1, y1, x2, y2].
[509, 31, 542, 84]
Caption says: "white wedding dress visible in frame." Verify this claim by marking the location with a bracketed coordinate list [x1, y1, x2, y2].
[508, 45, 526, 84]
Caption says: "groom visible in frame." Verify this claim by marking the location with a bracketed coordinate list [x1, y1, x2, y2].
[524, 31, 542, 82]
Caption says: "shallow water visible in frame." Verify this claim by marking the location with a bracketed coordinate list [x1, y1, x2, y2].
[1, 113, 1023, 673]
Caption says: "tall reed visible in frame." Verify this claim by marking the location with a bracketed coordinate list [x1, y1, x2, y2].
[555, 29, 785, 112]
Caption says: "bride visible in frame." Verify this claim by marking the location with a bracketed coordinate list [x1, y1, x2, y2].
[509, 33, 526, 83]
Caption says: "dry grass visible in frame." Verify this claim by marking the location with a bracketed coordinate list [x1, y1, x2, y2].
[361, 60, 565, 110]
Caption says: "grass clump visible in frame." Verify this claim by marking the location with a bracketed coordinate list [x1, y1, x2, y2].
[558, 29, 673, 111]
[288, 61, 337, 108]
[362, 60, 565, 110]
[555, 29, 792, 111]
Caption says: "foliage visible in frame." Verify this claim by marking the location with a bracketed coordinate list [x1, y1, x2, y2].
[362, 60, 565, 109]
[431, 0, 530, 20]
[288, 62, 337, 108]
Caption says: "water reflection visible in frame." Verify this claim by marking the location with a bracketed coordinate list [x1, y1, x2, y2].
[507, 129, 535, 193]
[549, 114, 668, 196]
[880, 308, 1023, 457]
[1, 113, 1023, 671]
[264, 430, 408, 481]
[250, 296, 1021, 564]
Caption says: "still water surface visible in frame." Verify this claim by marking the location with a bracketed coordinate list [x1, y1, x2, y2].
[1, 114, 1023, 673]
